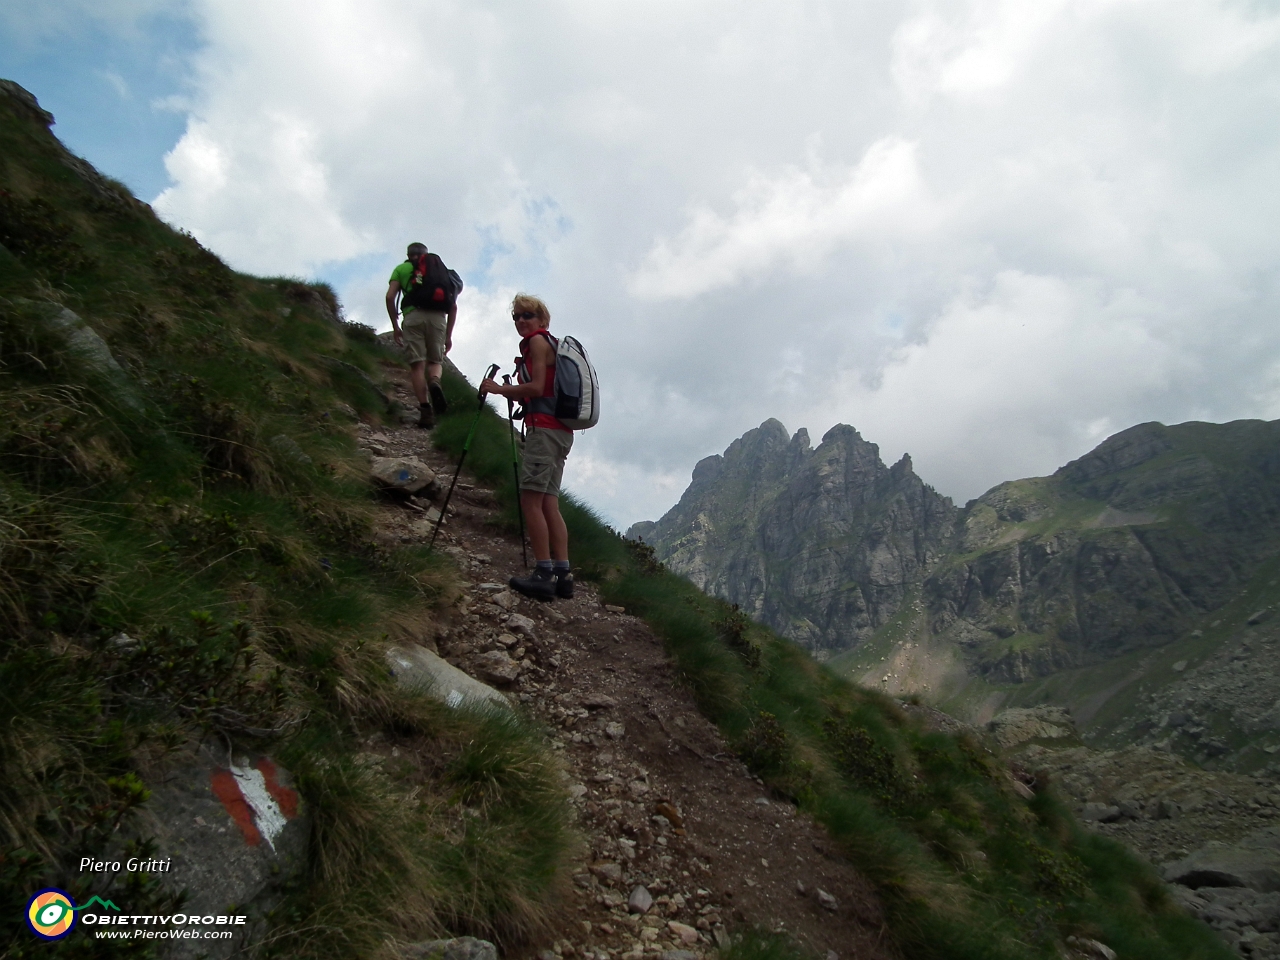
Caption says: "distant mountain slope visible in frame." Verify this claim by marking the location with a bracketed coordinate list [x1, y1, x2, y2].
[931, 419, 1280, 681]
[631, 418, 1280, 682]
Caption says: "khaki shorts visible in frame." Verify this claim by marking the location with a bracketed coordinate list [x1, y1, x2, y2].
[520, 426, 573, 496]
[401, 309, 448, 365]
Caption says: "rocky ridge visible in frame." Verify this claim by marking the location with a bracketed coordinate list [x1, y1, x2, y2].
[627, 419, 954, 656]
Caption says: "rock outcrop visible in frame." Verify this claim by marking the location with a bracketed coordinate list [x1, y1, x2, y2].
[630, 419, 955, 654]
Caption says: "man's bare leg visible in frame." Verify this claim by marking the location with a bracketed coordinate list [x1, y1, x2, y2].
[409, 361, 428, 405]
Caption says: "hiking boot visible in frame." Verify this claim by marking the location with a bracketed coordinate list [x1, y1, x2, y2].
[554, 571, 574, 599]
[428, 380, 449, 416]
[510, 567, 556, 602]
[417, 402, 436, 429]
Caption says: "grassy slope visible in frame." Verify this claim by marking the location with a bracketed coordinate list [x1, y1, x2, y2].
[0, 88, 571, 958]
[428, 386, 1232, 960]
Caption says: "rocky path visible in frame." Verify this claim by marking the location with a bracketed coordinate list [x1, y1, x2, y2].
[362, 368, 894, 960]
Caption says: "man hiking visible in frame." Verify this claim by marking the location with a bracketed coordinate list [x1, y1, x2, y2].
[386, 242, 460, 428]
[480, 295, 574, 601]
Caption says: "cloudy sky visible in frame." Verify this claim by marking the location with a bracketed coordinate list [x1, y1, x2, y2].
[5, 1, 1280, 529]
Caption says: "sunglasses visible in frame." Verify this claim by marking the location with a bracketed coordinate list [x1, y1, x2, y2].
[512, 311, 537, 321]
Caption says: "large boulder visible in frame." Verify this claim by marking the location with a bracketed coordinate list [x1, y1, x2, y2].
[133, 748, 308, 958]
[986, 706, 1076, 749]
[386, 643, 510, 711]
[1163, 829, 1280, 891]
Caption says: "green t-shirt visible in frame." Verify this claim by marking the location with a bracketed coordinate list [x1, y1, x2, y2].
[389, 261, 416, 314]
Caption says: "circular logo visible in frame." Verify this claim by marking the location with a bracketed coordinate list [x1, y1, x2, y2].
[26, 889, 76, 940]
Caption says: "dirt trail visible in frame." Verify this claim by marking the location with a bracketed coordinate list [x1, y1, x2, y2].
[363, 367, 894, 960]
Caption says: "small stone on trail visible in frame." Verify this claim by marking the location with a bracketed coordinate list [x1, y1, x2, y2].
[590, 861, 623, 882]
[628, 885, 653, 914]
[662, 952, 698, 960]
[605, 721, 626, 740]
[604, 604, 626, 614]
[476, 650, 520, 685]
[1172, 660, 1188, 672]
[667, 921, 698, 945]
[816, 888, 838, 912]
[795, 879, 806, 895]
[506, 613, 537, 640]
[654, 802, 684, 829]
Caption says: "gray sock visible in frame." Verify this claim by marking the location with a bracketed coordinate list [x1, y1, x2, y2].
[553, 561, 570, 574]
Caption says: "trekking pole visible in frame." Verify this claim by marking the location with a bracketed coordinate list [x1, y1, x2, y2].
[429, 363, 499, 552]
[503, 374, 529, 569]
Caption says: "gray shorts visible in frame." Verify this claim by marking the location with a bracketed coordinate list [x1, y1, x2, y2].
[520, 426, 573, 496]
[401, 309, 448, 365]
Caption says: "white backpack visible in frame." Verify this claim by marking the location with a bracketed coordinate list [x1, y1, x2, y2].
[521, 333, 601, 430]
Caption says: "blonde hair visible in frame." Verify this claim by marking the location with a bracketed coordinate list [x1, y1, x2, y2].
[512, 294, 550, 328]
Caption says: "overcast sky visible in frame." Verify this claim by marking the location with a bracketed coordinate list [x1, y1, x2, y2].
[5, 1, 1280, 529]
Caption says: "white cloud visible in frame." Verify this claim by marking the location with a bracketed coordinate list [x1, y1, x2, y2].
[892, 0, 1074, 99]
[824, 271, 1190, 501]
[134, 0, 1280, 529]
[629, 138, 933, 300]
[155, 112, 371, 274]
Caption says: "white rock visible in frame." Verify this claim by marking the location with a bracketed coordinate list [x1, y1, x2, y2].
[385, 644, 509, 712]
[371, 457, 437, 494]
[1066, 936, 1117, 960]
